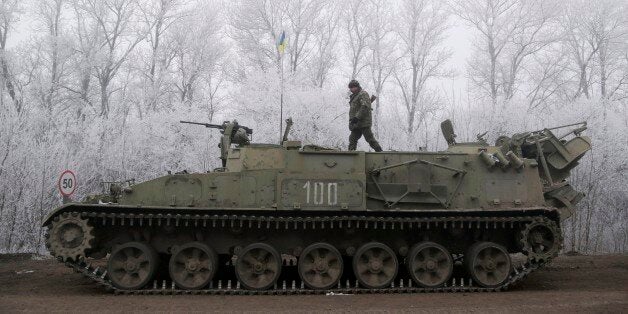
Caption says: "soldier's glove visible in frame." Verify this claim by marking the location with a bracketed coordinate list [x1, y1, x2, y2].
[350, 117, 359, 124]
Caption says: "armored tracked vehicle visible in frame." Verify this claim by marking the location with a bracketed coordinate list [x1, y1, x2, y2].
[43, 119, 591, 294]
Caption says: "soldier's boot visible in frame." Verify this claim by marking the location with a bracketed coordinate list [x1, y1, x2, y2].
[363, 128, 382, 152]
[370, 142, 383, 152]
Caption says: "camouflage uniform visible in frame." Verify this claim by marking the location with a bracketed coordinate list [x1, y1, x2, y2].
[348, 86, 382, 152]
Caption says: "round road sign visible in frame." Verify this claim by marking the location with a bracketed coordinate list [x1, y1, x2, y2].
[58, 170, 77, 197]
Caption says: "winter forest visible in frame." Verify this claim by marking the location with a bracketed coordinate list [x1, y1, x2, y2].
[0, 0, 626, 255]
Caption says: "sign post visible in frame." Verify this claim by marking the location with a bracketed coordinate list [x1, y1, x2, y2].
[58, 170, 77, 203]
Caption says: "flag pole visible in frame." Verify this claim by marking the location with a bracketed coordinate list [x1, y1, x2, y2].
[278, 31, 286, 144]
[280, 54, 284, 143]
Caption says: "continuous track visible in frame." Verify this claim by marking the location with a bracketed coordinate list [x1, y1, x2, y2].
[52, 210, 552, 295]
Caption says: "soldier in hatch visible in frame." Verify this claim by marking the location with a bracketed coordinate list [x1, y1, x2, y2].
[347, 79, 383, 152]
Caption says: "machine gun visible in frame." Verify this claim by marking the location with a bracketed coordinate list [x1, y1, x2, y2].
[180, 120, 253, 167]
[180, 121, 253, 135]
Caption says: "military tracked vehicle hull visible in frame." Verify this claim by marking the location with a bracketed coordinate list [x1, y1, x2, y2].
[43, 120, 590, 294]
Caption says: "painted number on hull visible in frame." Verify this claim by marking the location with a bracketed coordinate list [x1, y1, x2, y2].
[302, 181, 338, 205]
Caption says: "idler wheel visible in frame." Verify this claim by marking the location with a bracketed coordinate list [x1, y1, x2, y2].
[519, 217, 562, 262]
[235, 243, 282, 290]
[465, 241, 511, 288]
[298, 242, 343, 290]
[169, 242, 218, 290]
[353, 242, 398, 289]
[46, 212, 94, 262]
[406, 241, 453, 287]
[107, 242, 159, 290]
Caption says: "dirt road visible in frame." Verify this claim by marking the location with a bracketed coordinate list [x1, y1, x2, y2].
[0, 254, 626, 313]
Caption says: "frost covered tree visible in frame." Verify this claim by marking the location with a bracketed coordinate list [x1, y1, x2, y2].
[451, 0, 559, 104]
[0, 0, 23, 113]
[365, 0, 396, 133]
[75, 0, 143, 117]
[393, 0, 451, 148]
[343, 0, 372, 80]
[306, 1, 340, 88]
[561, 0, 628, 100]
[171, 3, 226, 106]
[137, 0, 188, 112]
[230, 0, 327, 76]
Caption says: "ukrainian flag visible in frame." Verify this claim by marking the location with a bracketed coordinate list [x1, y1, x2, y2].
[277, 31, 286, 53]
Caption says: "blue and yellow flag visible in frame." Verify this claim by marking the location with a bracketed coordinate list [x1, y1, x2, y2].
[277, 31, 286, 53]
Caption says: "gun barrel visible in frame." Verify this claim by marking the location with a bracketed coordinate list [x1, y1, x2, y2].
[180, 121, 223, 129]
[180, 120, 253, 134]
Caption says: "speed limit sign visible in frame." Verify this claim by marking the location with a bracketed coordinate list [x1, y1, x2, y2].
[58, 170, 77, 197]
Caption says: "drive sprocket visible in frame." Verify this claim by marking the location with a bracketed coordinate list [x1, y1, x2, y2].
[519, 217, 562, 262]
[46, 212, 94, 262]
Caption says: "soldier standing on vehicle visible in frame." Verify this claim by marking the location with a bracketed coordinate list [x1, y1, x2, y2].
[347, 79, 383, 152]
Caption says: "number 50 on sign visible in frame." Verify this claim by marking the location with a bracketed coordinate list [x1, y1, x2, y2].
[58, 170, 77, 197]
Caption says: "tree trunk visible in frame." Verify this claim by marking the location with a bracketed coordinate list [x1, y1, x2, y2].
[406, 109, 415, 138]
[579, 64, 590, 99]
[6, 185, 23, 251]
[100, 79, 109, 117]
[373, 86, 382, 135]
[0, 56, 21, 112]
[599, 48, 607, 98]
[36, 166, 47, 254]
[570, 213, 577, 252]
[0, 191, 5, 231]
[488, 38, 498, 105]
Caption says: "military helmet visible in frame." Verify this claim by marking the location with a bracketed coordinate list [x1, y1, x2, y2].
[348, 79, 360, 88]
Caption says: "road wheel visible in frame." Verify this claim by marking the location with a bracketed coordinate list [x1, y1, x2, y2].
[107, 242, 158, 290]
[465, 241, 511, 288]
[235, 243, 281, 290]
[406, 241, 453, 287]
[298, 242, 343, 290]
[353, 242, 398, 289]
[169, 242, 218, 290]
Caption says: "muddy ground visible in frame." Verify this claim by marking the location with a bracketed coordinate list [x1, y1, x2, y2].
[0, 254, 626, 313]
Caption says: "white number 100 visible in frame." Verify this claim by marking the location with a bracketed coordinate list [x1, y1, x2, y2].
[302, 181, 338, 205]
